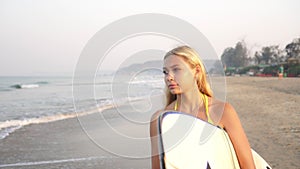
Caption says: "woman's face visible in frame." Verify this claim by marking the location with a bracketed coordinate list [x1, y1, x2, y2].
[163, 55, 197, 95]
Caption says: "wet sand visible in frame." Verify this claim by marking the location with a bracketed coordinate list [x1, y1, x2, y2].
[0, 77, 299, 169]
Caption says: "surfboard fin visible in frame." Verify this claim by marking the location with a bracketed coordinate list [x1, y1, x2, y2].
[206, 162, 211, 169]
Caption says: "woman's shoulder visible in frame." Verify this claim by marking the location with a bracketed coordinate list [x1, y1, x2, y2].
[208, 97, 224, 111]
[209, 97, 233, 110]
[208, 97, 236, 128]
[151, 110, 163, 121]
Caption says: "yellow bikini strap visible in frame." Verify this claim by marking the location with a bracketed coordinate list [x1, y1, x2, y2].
[202, 94, 214, 124]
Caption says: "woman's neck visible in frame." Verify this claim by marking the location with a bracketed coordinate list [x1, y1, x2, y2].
[176, 88, 203, 114]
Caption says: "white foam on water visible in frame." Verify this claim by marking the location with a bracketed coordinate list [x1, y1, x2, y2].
[0, 104, 114, 140]
[20, 84, 39, 89]
[10, 84, 40, 89]
[0, 125, 22, 139]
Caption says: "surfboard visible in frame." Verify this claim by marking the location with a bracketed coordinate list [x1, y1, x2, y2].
[157, 111, 272, 169]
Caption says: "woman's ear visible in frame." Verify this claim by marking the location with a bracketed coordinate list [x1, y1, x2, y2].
[195, 65, 201, 74]
[194, 65, 201, 79]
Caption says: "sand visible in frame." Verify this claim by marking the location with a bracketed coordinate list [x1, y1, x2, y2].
[0, 77, 299, 169]
[225, 77, 300, 169]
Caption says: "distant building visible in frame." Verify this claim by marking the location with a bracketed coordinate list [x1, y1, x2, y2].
[287, 58, 300, 64]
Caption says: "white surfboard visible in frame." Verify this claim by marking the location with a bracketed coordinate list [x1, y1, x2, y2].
[158, 111, 271, 169]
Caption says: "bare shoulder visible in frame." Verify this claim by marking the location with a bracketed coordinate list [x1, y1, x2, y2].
[222, 102, 238, 118]
[151, 110, 164, 122]
[209, 97, 235, 114]
[207, 97, 226, 115]
[208, 97, 237, 128]
[219, 101, 241, 131]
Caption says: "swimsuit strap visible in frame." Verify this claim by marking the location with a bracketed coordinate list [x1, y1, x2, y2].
[174, 94, 214, 124]
[202, 94, 214, 124]
[174, 99, 178, 111]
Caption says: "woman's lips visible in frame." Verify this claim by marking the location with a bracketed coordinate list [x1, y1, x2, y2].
[168, 84, 177, 89]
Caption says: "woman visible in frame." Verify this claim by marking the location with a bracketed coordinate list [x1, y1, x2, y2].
[150, 46, 256, 169]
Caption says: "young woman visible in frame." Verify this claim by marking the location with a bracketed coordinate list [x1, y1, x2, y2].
[150, 46, 256, 169]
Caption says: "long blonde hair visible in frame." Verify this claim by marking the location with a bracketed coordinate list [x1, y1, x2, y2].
[164, 46, 213, 107]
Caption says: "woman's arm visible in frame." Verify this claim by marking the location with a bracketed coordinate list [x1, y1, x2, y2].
[221, 103, 256, 169]
[150, 111, 161, 169]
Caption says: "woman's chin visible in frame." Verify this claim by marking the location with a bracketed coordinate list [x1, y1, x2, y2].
[170, 89, 181, 95]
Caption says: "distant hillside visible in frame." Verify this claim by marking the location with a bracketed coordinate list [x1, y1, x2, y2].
[117, 59, 218, 74]
[117, 60, 163, 75]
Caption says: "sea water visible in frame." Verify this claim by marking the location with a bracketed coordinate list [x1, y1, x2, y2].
[0, 73, 164, 139]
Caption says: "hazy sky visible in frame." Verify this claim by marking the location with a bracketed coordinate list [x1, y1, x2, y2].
[1, 0, 299, 76]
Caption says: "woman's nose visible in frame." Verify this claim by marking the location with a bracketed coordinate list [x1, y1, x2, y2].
[166, 73, 174, 81]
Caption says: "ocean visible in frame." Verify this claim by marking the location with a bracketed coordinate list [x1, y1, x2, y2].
[0, 73, 165, 139]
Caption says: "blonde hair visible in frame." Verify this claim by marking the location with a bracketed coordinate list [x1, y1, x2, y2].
[164, 45, 213, 107]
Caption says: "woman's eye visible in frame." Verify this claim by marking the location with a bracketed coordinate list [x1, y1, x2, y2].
[163, 70, 168, 75]
[173, 68, 180, 72]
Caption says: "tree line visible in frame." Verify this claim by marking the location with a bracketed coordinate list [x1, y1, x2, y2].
[217, 38, 300, 76]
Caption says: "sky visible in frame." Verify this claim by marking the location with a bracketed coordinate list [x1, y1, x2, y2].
[0, 0, 299, 76]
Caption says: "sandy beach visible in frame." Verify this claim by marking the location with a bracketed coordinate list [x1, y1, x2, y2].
[0, 77, 299, 169]
[225, 77, 300, 169]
